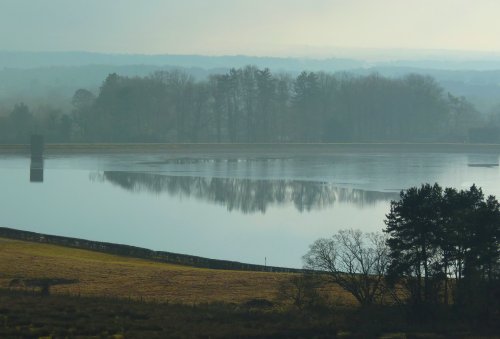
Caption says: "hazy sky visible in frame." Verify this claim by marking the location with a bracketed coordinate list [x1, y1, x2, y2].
[2, 0, 500, 57]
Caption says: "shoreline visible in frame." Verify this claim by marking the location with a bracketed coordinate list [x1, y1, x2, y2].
[2, 142, 500, 155]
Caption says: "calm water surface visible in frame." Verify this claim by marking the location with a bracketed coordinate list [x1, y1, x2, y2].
[1, 149, 499, 267]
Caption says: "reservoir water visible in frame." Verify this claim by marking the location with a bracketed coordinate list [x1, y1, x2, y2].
[1, 146, 499, 267]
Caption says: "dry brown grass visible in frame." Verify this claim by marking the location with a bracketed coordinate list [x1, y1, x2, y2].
[0, 237, 355, 305]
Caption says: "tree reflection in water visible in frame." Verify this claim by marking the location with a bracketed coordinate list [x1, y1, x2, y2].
[91, 171, 398, 214]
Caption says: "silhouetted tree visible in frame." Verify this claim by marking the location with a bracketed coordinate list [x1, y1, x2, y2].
[384, 183, 443, 306]
[385, 183, 500, 322]
[303, 229, 389, 306]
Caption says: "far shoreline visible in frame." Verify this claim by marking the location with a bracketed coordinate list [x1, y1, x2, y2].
[1, 142, 500, 155]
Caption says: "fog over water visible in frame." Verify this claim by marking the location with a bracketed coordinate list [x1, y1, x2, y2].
[0, 149, 499, 267]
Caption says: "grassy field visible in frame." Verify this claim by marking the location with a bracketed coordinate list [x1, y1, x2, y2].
[1, 237, 498, 337]
[0, 237, 354, 305]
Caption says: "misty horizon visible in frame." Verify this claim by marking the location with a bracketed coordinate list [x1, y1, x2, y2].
[3, 49, 500, 67]
[3, 1, 500, 57]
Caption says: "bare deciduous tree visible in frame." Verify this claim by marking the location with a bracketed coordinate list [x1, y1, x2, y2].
[303, 229, 389, 306]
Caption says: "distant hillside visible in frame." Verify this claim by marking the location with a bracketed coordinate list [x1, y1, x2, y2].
[3, 50, 500, 71]
[1, 51, 500, 114]
[0, 51, 364, 71]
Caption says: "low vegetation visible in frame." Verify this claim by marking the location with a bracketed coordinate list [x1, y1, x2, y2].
[0, 289, 340, 338]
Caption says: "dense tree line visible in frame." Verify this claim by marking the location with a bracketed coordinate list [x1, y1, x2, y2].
[385, 184, 500, 318]
[0, 102, 72, 143]
[1, 66, 493, 143]
[304, 183, 499, 325]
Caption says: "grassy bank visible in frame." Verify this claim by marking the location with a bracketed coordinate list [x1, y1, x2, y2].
[0, 237, 353, 305]
[0, 227, 300, 273]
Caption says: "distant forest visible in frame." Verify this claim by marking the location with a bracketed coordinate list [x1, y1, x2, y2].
[1, 66, 499, 143]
